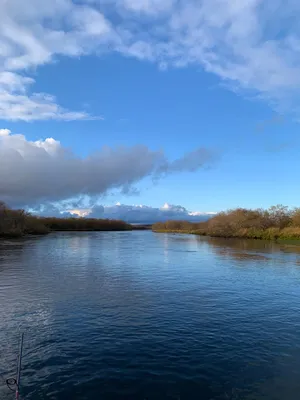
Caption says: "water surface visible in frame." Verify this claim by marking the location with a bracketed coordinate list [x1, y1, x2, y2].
[1, 231, 300, 399]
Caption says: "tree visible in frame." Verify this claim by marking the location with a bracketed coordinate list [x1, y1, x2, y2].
[291, 208, 300, 227]
[267, 205, 291, 229]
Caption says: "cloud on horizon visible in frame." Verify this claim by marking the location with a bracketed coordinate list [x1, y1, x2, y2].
[0, 129, 216, 208]
[33, 202, 217, 223]
[0, 0, 300, 120]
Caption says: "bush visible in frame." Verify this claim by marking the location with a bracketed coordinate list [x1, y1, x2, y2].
[0, 202, 132, 238]
[41, 217, 131, 231]
[152, 205, 300, 241]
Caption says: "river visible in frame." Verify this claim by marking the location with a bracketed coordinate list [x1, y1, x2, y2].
[1, 231, 300, 399]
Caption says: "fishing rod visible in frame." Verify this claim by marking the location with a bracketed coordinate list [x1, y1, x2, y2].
[6, 332, 24, 399]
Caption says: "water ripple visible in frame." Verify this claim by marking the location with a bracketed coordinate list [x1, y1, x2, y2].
[1, 232, 300, 399]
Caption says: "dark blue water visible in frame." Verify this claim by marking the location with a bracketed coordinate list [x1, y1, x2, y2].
[1, 231, 300, 399]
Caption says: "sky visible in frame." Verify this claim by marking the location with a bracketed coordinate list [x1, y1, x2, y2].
[1, 0, 300, 222]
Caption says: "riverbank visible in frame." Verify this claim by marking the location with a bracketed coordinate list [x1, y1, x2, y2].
[152, 206, 300, 240]
[131, 224, 152, 230]
[0, 203, 133, 238]
[152, 227, 300, 240]
[0, 218, 133, 238]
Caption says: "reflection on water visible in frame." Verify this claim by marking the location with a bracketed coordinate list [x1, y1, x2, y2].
[162, 234, 170, 264]
[1, 231, 300, 400]
[195, 236, 300, 264]
[197, 236, 279, 253]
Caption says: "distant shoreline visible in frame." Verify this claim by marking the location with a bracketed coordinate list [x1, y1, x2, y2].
[0, 222, 153, 239]
[152, 205, 300, 241]
[5, 202, 300, 241]
[152, 229, 300, 244]
[0, 202, 154, 239]
[152, 228, 300, 242]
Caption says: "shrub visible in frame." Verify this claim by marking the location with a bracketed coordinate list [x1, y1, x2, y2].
[152, 205, 300, 240]
[0, 202, 132, 238]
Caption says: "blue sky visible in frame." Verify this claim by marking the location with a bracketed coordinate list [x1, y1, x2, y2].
[1, 0, 300, 220]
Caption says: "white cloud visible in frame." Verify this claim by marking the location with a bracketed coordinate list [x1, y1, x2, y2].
[70, 6, 112, 36]
[88, 202, 216, 223]
[0, 129, 215, 207]
[120, 0, 300, 114]
[121, 0, 175, 14]
[0, 72, 34, 92]
[0, 0, 114, 121]
[33, 201, 216, 223]
[0, 128, 11, 136]
[0, 88, 93, 121]
[1, 0, 300, 120]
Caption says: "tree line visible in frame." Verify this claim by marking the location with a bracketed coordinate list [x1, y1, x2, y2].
[0, 202, 131, 238]
[152, 205, 300, 240]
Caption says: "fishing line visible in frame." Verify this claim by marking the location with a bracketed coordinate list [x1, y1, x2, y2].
[2, 333, 24, 399]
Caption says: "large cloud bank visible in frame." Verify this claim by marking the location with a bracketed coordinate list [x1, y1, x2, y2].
[0, 0, 300, 120]
[88, 202, 216, 223]
[0, 129, 215, 207]
[35, 202, 216, 223]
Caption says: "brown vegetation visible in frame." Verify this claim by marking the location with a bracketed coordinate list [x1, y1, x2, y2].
[0, 202, 131, 238]
[0, 201, 49, 237]
[42, 217, 131, 231]
[131, 224, 152, 230]
[152, 205, 300, 240]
